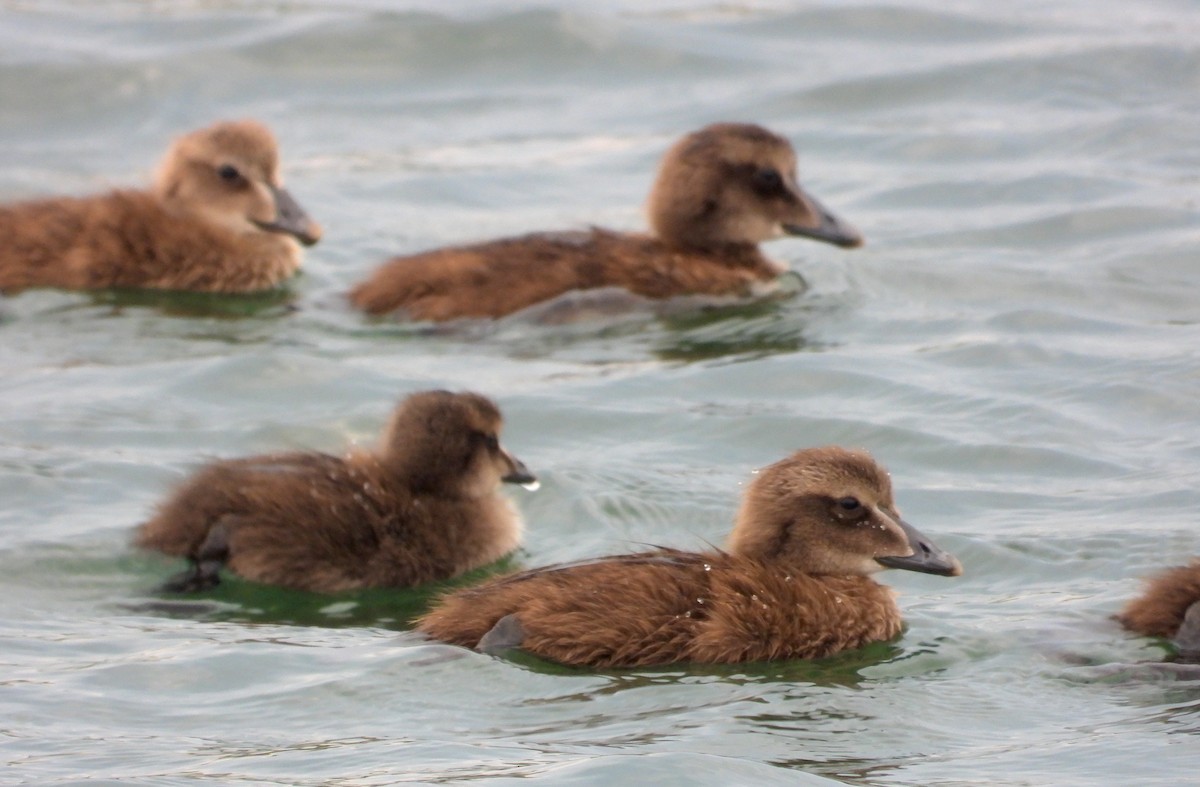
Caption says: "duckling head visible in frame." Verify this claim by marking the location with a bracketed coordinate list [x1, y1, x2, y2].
[647, 122, 862, 251]
[153, 119, 322, 247]
[380, 390, 535, 498]
[727, 446, 961, 577]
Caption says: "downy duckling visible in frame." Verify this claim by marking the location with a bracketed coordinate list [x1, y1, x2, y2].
[134, 390, 535, 593]
[1117, 560, 1200, 660]
[349, 122, 862, 321]
[0, 119, 321, 295]
[417, 446, 961, 667]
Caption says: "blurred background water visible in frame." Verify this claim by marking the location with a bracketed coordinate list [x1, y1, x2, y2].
[1, 1, 1199, 784]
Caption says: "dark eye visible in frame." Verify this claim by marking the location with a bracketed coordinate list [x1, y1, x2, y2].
[482, 434, 500, 452]
[752, 167, 785, 195]
[837, 496, 862, 512]
[217, 164, 241, 182]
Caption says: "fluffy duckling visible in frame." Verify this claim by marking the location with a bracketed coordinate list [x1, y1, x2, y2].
[135, 390, 535, 594]
[0, 119, 321, 295]
[418, 446, 961, 667]
[349, 122, 862, 321]
[1117, 560, 1200, 660]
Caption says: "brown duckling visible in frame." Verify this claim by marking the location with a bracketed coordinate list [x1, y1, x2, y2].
[349, 122, 862, 321]
[0, 119, 321, 295]
[1117, 560, 1200, 660]
[134, 390, 535, 594]
[417, 446, 961, 667]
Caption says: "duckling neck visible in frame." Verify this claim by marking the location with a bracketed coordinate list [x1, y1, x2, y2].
[354, 450, 522, 575]
[365, 449, 470, 501]
[663, 240, 790, 285]
[662, 236, 749, 254]
[584, 230, 786, 300]
[108, 190, 302, 291]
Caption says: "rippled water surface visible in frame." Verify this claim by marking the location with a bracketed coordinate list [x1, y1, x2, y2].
[2, 1, 1199, 784]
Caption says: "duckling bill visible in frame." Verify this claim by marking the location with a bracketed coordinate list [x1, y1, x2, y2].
[417, 446, 960, 668]
[134, 390, 534, 594]
[349, 122, 862, 321]
[0, 119, 322, 295]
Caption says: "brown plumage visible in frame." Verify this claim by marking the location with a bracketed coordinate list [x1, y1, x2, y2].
[134, 390, 535, 594]
[1117, 560, 1200, 657]
[0, 119, 321, 295]
[417, 446, 962, 668]
[349, 122, 862, 321]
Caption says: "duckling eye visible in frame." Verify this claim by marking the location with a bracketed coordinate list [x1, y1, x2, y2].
[752, 167, 785, 195]
[481, 434, 500, 452]
[837, 496, 862, 512]
[217, 164, 242, 182]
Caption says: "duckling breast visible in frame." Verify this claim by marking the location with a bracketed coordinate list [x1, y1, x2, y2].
[689, 564, 903, 663]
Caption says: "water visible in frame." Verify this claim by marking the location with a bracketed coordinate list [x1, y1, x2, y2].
[2, 1, 1199, 784]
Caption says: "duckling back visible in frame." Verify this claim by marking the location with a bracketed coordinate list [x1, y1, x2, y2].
[349, 228, 780, 321]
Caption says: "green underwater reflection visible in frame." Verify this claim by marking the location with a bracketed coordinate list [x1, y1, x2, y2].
[125, 553, 523, 630]
[86, 285, 299, 319]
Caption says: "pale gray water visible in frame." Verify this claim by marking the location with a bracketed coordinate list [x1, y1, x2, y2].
[1, 1, 1199, 784]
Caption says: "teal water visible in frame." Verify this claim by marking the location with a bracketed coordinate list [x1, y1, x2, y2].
[2, 1, 1199, 784]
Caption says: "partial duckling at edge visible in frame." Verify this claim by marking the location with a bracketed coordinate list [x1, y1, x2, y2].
[0, 119, 322, 295]
[1116, 560, 1200, 661]
[135, 390, 536, 594]
[350, 122, 862, 322]
[417, 446, 961, 668]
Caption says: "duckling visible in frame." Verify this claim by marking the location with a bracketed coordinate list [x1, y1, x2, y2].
[0, 119, 322, 295]
[417, 446, 961, 667]
[349, 122, 862, 321]
[1116, 560, 1200, 660]
[134, 390, 535, 594]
